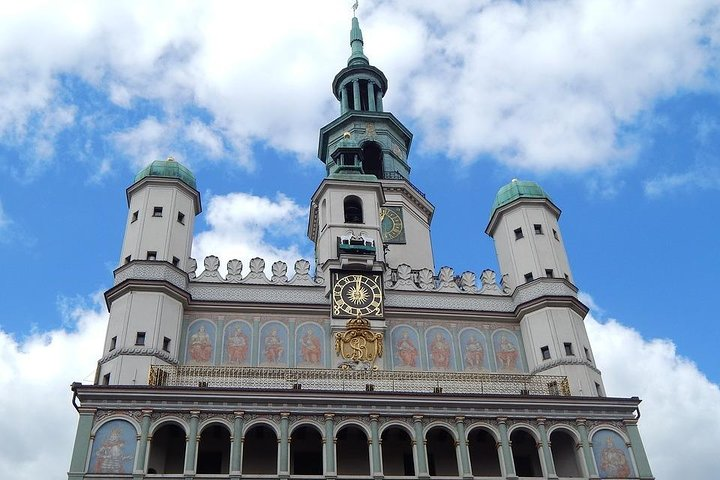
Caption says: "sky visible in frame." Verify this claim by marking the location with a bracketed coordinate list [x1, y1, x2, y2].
[0, 0, 719, 478]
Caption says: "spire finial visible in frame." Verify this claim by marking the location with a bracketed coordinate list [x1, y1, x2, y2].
[348, 1, 368, 66]
[352, 0, 359, 17]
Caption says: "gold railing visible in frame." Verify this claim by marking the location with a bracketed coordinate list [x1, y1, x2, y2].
[148, 365, 571, 396]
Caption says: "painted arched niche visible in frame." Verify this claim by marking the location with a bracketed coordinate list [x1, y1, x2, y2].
[259, 321, 288, 366]
[295, 322, 325, 367]
[425, 326, 456, 371]
[223, 320, 252, 365]
[186, 320, 216, 365]
[88, 419, 137, 474]
[492, 329, 522, 372]
[390, 325, 421, 370]
[459, 328, 488, 371]
[592, 429, 635, 479]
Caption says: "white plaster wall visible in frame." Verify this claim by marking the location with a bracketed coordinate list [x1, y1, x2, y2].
[382, 191, 434, 272]
[120, 182, 197, 270]
[520, 307, 605, 396]
[99, 291, 183, 385]
[491, 202, 572, 288]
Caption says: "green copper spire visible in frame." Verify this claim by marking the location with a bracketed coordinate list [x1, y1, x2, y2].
[348, 12, 369, 66]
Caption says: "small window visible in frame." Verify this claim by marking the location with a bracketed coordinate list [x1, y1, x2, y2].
[534, 224, 543, 234]
[172, 256, 180, 267]
[564, 273, 570, 280]
[124, 255, 131, 264]
[545, 269, 554, 278]
[163, 337, 171, 352]
[146, 251, 157, 261]
[552, 229, 559, 240]
[135, 332, 146, 346]
[514, 227, 524, 240]
[153, 206, 163, 217]
[177, 212, 185, 224]
[524, 272, 534, 283]
[109, 336, 117, 351]
[541, 346, 551, 360]
[584, 347, 592, 362]
[102, 373, 111, 385]
[131, 211, 139, 223]
[343, 195, 364, 223]
[564, 342, 574, 356]
[595, 382, 604, 397]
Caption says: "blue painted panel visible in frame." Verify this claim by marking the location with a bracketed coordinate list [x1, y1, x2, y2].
[88, 419, 136, 474]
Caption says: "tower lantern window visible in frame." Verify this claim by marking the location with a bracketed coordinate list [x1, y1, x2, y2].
[344, 195, 364, 224]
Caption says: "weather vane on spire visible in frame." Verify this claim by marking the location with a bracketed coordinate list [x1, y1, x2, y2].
[352, 0, 359, 17]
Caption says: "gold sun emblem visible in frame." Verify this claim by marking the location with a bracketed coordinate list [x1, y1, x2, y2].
[348, 285, 369, 304]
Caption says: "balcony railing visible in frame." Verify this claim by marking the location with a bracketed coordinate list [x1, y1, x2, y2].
[148, 365, 570, 396]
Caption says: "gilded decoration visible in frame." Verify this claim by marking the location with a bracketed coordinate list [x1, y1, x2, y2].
[335, 316, 384, 368]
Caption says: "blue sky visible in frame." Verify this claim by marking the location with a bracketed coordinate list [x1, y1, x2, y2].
[0, 1, 719, 479]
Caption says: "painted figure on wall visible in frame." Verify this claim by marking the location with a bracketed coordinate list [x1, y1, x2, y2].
[259, 322, 288, 365]
[299, 325, 322, 365]
[593, 430, 635, 479]
[426, 328, 454, 371]
[88, 420, 136, 474]
[396, 330, 419, 367]
[187, 321, 215, 364]
[225, 323, 250, 364]
[494, 331, 520, 372]
[460, 330, 486, 370]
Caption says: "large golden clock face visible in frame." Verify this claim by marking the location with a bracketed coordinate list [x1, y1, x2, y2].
[380, 206, 405, 244]
[332, 272, 384, 318]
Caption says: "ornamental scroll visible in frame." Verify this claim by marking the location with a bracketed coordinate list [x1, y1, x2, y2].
[335, 316, 384, 369]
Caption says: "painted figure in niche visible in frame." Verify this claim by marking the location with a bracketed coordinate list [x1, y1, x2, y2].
[395, 329, 419, 367]
[495, 333, 519, 372]
[89, 420, 135, 474]
[263, 327, 284, 363]
[429, 332, 451, 370]
[464, 334, 485, 369]
[189, 325, 213, 363]
[226, 325, 249, 364]
[300, 328, 322, 365]
[598, 433, 633, 478]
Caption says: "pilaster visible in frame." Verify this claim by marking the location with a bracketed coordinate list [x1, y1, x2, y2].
[230, 411, 244, 478]
[370, 414, 382, 479]
[497, 418, 517, 480]
[324, 413, 336, 478]
[624, 420, 654, 479]
[68, 407, 96, 480]
[279, 412, 290, 478]
[576, 419, 599, 478]
[537, 418, 557, 479]
[184, 410, 199, 476]
[413, 415, 429, 478]
[133, 409, 152, 478]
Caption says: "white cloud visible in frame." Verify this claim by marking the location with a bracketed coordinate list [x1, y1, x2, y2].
[643, 166, 720, 197]
[584, 295, 720, 480]
[0, 293, 107, 480]
[0, 199, 10, 233]
[192, 191, 312, 277]
[1, 1, 718, 176]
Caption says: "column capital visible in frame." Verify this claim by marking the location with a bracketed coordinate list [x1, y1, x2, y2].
[575, 418, 587, 426]
[412, 415, 424, 421]
[623, 419, 638, 426]
[234, 411, 245, 418]
[280, 412, 291, 419]
[324, 413, 335, 420]
[455, 416, 465, 423]
[190, 410, 201, 418]
[536, 417, 546, 425]
[497, 417, 508, 425]
[370, 414, 380, 421]
[78, 407, 97, 415]
[141, 409, 153, 417]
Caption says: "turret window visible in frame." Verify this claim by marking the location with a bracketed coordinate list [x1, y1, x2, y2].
[545, 269, 554, 278]
[147, 251, 157, 261]
[584, 347, 592, 362]
[163, 337, 171, 352]
[541, 346, 551, 360]
[172, 256, 180, 267]
[153, 206, 163, 217]
[124, 255, 131, 264]
[534, 224, 543, 234]
[177, 212, 185, 224]
[135, 332, 146, 346]
[514, 228, 524, 240]
[552, 228, 559, 240]
[524, 272, 533, 283]
[564, 342, 574, 356]
[131, 211, 139, 223]
[344, 195, 364, 224]
[109, 336, 117, 351]
[102, 373, 110, 385]
[361, 141, 383, 179]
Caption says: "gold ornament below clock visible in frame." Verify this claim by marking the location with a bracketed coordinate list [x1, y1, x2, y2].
[335, 316, 384, 367]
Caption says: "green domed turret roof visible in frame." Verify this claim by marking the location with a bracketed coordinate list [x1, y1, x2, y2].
[491, 179, 550, 216]
[134, 158, 196, 190]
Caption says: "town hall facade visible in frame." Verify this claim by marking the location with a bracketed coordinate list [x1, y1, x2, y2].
[67, 13, 653, 480]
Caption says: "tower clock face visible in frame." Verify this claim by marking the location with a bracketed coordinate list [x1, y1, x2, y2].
[380, 206, 406, 244]
[332, 272, 384, 318]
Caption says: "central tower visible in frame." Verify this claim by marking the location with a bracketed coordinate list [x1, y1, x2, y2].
[308, 13, 435, 289]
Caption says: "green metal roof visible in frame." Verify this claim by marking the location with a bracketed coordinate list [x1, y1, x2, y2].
[134, 159, 197, 190]
[491, 180, 550, 216]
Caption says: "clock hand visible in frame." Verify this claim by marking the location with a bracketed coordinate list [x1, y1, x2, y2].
[356, 276, 361, 292]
